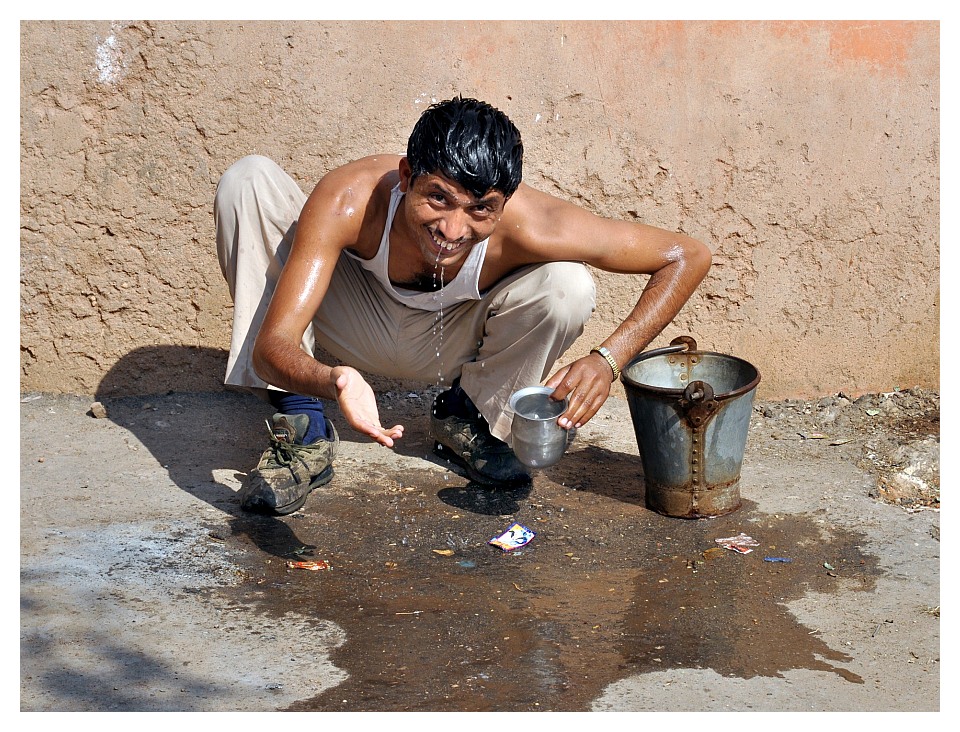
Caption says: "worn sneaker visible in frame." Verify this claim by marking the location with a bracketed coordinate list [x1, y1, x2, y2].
[430, 406, 530, 486]
[238, 413, 339, 515]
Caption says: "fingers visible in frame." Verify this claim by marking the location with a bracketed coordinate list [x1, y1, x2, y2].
[357, 421, 405, 448]
[369, 429, 397, 448]
[333, 367, 405, 447]
[552, 357, 611, 429]
[381, 424, 405, 445]
[558, 388, 606, 429]
[543, 365, 570, 394]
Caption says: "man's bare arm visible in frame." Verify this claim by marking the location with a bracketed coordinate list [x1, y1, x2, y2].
[547, 227, 710, 429]
[502, 186, 712, 428]
[251, 163, 405, 447]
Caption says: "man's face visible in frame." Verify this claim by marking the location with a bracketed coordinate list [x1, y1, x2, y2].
[399, 160, 507, 268]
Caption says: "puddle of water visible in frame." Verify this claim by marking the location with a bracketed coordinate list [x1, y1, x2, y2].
[224, 446, 880, 711]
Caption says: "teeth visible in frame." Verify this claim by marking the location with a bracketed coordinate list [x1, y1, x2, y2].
[431, 232, 458, 252]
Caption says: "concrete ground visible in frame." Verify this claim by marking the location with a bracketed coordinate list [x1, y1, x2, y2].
[19, 388, 941, 715]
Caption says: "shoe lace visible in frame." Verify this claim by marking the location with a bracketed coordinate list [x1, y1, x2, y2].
[263, 419, 312, 470]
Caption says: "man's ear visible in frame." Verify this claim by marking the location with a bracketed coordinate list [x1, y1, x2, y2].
[398, 157, 412, 192]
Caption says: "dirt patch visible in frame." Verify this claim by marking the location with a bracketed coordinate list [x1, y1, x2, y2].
[750, 387, 940, 510]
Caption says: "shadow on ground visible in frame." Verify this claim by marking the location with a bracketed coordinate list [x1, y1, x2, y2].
[95, 346, 328, 560]
[93, 346, 427, 561]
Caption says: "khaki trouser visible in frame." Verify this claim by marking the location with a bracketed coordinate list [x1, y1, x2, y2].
[214, 155, 596, 442]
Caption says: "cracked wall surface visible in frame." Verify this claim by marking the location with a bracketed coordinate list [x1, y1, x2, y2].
[20, 20, 939, 399]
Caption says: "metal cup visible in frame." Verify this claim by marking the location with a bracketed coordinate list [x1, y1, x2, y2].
[509, 386, 569, 469]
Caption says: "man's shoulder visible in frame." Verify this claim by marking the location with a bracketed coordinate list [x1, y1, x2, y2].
[506, 181, 559, 208]
[498, 183, 580, 240]
[308, 155, 401, 215]
[300, 155, 401, 251]
[492, 181, 605, 264]
[319, 155, 402, 193]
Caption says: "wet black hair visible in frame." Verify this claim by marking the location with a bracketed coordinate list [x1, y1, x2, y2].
[406, 96, 523, 199]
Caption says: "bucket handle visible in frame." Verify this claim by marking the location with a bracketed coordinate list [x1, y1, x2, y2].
[679, 380, 718, 427]
[629, 335, 698, 364]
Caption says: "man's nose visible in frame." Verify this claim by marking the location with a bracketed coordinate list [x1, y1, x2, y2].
[437, 209, 469, 242]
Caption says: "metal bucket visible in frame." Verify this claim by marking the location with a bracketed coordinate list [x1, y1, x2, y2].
[621, 336, 761, 518]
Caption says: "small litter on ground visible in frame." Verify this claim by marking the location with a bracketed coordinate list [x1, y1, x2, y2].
[715, 533, 760, 554]
[489, 523, 535, 551]
[764, 556, 793, 563]
[286, 560, 332, 571]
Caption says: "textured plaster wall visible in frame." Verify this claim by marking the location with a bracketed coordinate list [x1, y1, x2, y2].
[19, 20, 940, 400]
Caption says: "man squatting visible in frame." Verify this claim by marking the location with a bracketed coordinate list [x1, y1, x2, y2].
[214, 97, 711, 515]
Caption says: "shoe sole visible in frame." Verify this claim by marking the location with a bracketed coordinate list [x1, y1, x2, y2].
[272, 465, 335, 516]
[433, 441, 530, 487]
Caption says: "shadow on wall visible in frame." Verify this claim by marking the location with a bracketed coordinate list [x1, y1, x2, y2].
[94, 344, 229, 397]
[94, 345, 319, 559]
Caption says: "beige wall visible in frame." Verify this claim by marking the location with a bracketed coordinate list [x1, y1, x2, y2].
[19, 20, 940, 399]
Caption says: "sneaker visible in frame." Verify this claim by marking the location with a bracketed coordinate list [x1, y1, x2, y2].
[430, 405, 530, 486]
[238, 413, 339, 515]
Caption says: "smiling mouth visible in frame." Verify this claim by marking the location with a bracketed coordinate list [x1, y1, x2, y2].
[428, 229, 466, 254]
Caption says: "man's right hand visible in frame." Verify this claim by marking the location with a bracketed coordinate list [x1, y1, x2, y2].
[332, 365, 404, 448]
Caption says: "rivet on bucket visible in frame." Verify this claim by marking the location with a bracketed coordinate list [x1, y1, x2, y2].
[621, 336, 761, 519]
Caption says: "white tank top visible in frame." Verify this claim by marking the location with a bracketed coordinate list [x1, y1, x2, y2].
[343, 184, 488, 312]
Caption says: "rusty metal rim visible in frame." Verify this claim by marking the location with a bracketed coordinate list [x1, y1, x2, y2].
[620, 337, 762, 402]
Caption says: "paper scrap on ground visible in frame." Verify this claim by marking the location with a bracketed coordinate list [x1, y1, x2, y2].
[715, 533, 760, 554]
[286, 560, 332, 571]
[489, 523, 535, 551]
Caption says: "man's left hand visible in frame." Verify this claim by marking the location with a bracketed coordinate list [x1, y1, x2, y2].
[544, 353, 615, 429]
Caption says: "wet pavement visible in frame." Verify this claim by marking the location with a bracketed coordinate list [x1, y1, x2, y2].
[238, 493, 875, 711]
[20, 389, 941, 712]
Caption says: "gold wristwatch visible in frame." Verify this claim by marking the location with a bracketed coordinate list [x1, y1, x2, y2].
[590, 346, 621, 381]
